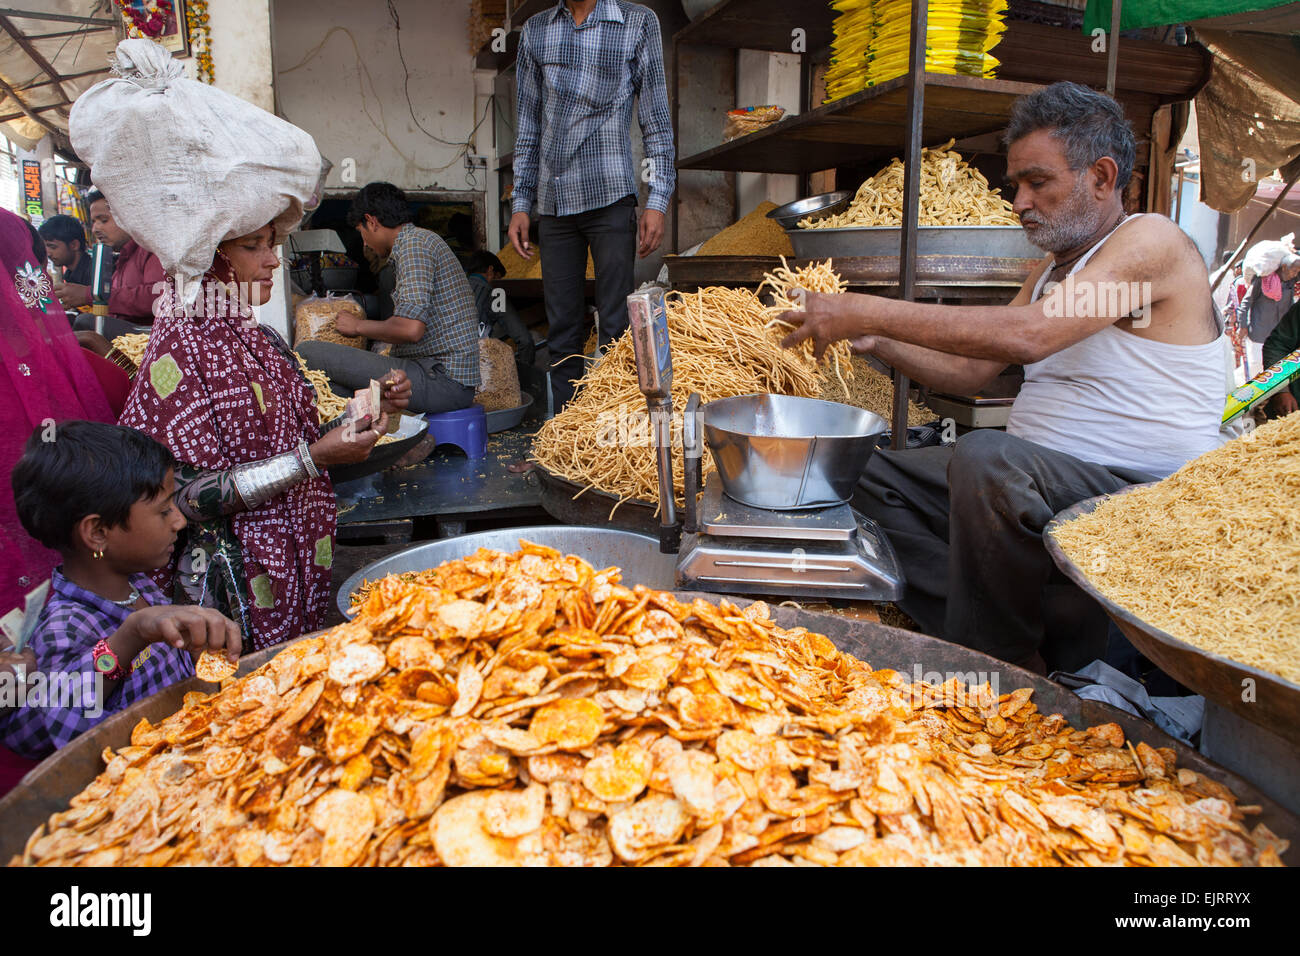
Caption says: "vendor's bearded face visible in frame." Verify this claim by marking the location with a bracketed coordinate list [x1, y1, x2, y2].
[1006, 129, 1113, 255]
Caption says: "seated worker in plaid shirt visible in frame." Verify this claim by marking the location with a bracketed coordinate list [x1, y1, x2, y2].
[1, 422, 241, 760]
[298, 182, 481, 415]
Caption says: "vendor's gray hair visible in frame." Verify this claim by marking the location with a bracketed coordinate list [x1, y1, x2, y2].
[1004, 82, 1136, 190]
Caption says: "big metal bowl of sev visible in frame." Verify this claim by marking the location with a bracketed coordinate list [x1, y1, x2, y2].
[1044, 414, 1300, 747]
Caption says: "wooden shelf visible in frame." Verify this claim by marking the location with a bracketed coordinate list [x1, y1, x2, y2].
[674, 0, 834, 53]
[473, 30, 518, 71]
[509, 0, 552, 31]
[677, 72, 1043, 175]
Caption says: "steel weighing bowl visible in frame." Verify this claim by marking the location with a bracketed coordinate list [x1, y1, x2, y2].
[702, 393, 887, 510]
[337, 525, 676, 618]
[766, 191, 854, 230]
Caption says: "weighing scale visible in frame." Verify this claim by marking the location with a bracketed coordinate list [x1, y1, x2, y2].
[626, 289, 903, 603]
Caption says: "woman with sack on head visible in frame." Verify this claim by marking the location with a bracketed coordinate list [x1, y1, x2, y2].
[75, 38, 412, 650]
[118, 227, 410, 651]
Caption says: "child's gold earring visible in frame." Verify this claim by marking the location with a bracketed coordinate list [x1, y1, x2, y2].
[93, 550, 104, 560]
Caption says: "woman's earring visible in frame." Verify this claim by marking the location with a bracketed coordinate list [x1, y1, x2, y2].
[92, 550, 104, 560]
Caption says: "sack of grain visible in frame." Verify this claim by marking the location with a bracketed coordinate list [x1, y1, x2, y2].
[475, 336, 521, 411]
[69, 39, 324, 299]
[294, 294, 367, 349]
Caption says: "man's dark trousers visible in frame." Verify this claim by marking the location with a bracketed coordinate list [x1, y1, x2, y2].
[855, 429, 1159, 672]
[539, 194, 637, 409]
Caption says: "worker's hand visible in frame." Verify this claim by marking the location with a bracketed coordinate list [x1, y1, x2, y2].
[124, 605, 242, 661]
[52, 280, 91, 309]
[380, 369, 412, 414]
[308, 412, 390, 467]
[1270, 391, 1298, 417]
[75, 330, 113, 357]
[334, 307, 364, 337]
[508, 213, 533, 260]
[777, 289, 866, 363]
[847, 334, 878, 355]
[638, 209, 665, 258]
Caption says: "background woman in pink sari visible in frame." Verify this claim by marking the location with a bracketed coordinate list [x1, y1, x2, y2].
[0, 208, 117, 793]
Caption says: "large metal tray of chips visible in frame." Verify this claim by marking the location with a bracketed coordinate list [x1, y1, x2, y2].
[336, 525, 676, 619]
[2, 593, 1297, 865]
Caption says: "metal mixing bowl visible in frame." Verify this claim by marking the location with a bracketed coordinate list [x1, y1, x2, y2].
[766, 191, 854, 230]
[702, 393, 887, 510]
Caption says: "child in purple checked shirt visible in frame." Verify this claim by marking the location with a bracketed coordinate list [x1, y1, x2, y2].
[1, 421, 241, 761]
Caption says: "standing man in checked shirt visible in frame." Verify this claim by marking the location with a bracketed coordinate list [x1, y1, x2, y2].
[508, 0, 677, 409]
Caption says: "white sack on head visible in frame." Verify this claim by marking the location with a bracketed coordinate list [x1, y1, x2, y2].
[69, 39, 324, 291]
[1242, 233, 1298, 283]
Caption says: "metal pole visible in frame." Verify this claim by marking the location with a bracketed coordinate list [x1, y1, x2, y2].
[892, 0, 928, 451]
[670, 35, 680, 254]
[1106, 0, 1122, 96]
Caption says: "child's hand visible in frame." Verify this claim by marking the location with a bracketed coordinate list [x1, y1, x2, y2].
[125, 606, 242, 663]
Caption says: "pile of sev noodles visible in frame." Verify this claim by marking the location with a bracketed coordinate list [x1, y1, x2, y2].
[531, 261, 856, 514]
[1052, 413, 1300, 685]
[800, 140, 1017, 229]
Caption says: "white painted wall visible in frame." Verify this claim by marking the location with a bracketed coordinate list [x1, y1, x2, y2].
[271, 0, 485, 192]
[736, 50, 801, 216]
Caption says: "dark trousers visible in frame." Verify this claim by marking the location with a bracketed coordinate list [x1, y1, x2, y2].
[539, 195, 637, 409]
[295, 340, 474, 415]
[854, 429, 1158, 672]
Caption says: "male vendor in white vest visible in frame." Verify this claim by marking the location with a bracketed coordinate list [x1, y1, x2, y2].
[778, 82, 1225, 674]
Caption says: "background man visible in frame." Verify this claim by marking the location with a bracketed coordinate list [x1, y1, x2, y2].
[38, 214, 93, 290]
[59, 189, 165, 336]
[1238, 252, 1299, 377]
[463, 250, 535, 366]
[298, 182, 480, 415]
[508, 0, 676, 410]
[1263, 298, 1300, 418]
[780, 82, 1226, 674]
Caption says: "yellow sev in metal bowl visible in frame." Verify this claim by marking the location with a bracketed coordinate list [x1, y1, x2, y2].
[1051, 413, 1300, 686]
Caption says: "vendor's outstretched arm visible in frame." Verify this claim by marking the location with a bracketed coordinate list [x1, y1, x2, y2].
[852, 257, 1047, 393]
[783, 217, 1193, 365]
[337, 311, 426, 345]
[865, 339, 1008, 395]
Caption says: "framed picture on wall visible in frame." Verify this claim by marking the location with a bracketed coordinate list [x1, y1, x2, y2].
[115, 0, 191, 57]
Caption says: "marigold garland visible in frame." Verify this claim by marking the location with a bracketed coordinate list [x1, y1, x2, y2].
[188, 0, 214, 84]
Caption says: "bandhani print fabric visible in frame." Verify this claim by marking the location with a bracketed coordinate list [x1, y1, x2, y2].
[119, 277, 336, 651]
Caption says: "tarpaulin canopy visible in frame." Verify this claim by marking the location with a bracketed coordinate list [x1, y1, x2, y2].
[1084, 0, 1296, 32]
[1085, 0, 1300, 212]
[0, 2, 118, 151]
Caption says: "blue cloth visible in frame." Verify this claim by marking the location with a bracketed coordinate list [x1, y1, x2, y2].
[0, 569, 192, 759]
[513, 0, 676, 217]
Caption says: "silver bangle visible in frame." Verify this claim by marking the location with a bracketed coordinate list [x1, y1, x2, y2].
[232, 450, 308, 508]
[298, 440, 320, 480]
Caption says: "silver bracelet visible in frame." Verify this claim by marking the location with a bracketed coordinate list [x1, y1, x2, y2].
[232, 450, 308, 508]
[298, 439, 320, 480]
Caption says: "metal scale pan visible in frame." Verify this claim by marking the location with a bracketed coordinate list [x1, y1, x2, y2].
[676, 393, 904, 602]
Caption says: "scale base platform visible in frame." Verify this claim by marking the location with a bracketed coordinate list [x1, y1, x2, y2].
[676, 496, 904, 602]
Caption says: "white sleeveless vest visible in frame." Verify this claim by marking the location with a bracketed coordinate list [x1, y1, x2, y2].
[1005, 215, 1226, 477]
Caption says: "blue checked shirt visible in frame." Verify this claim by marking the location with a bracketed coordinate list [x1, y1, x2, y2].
[391, 224, 482, 387]
[513, 0, 677, 218]
[0, 569, 193, 760]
